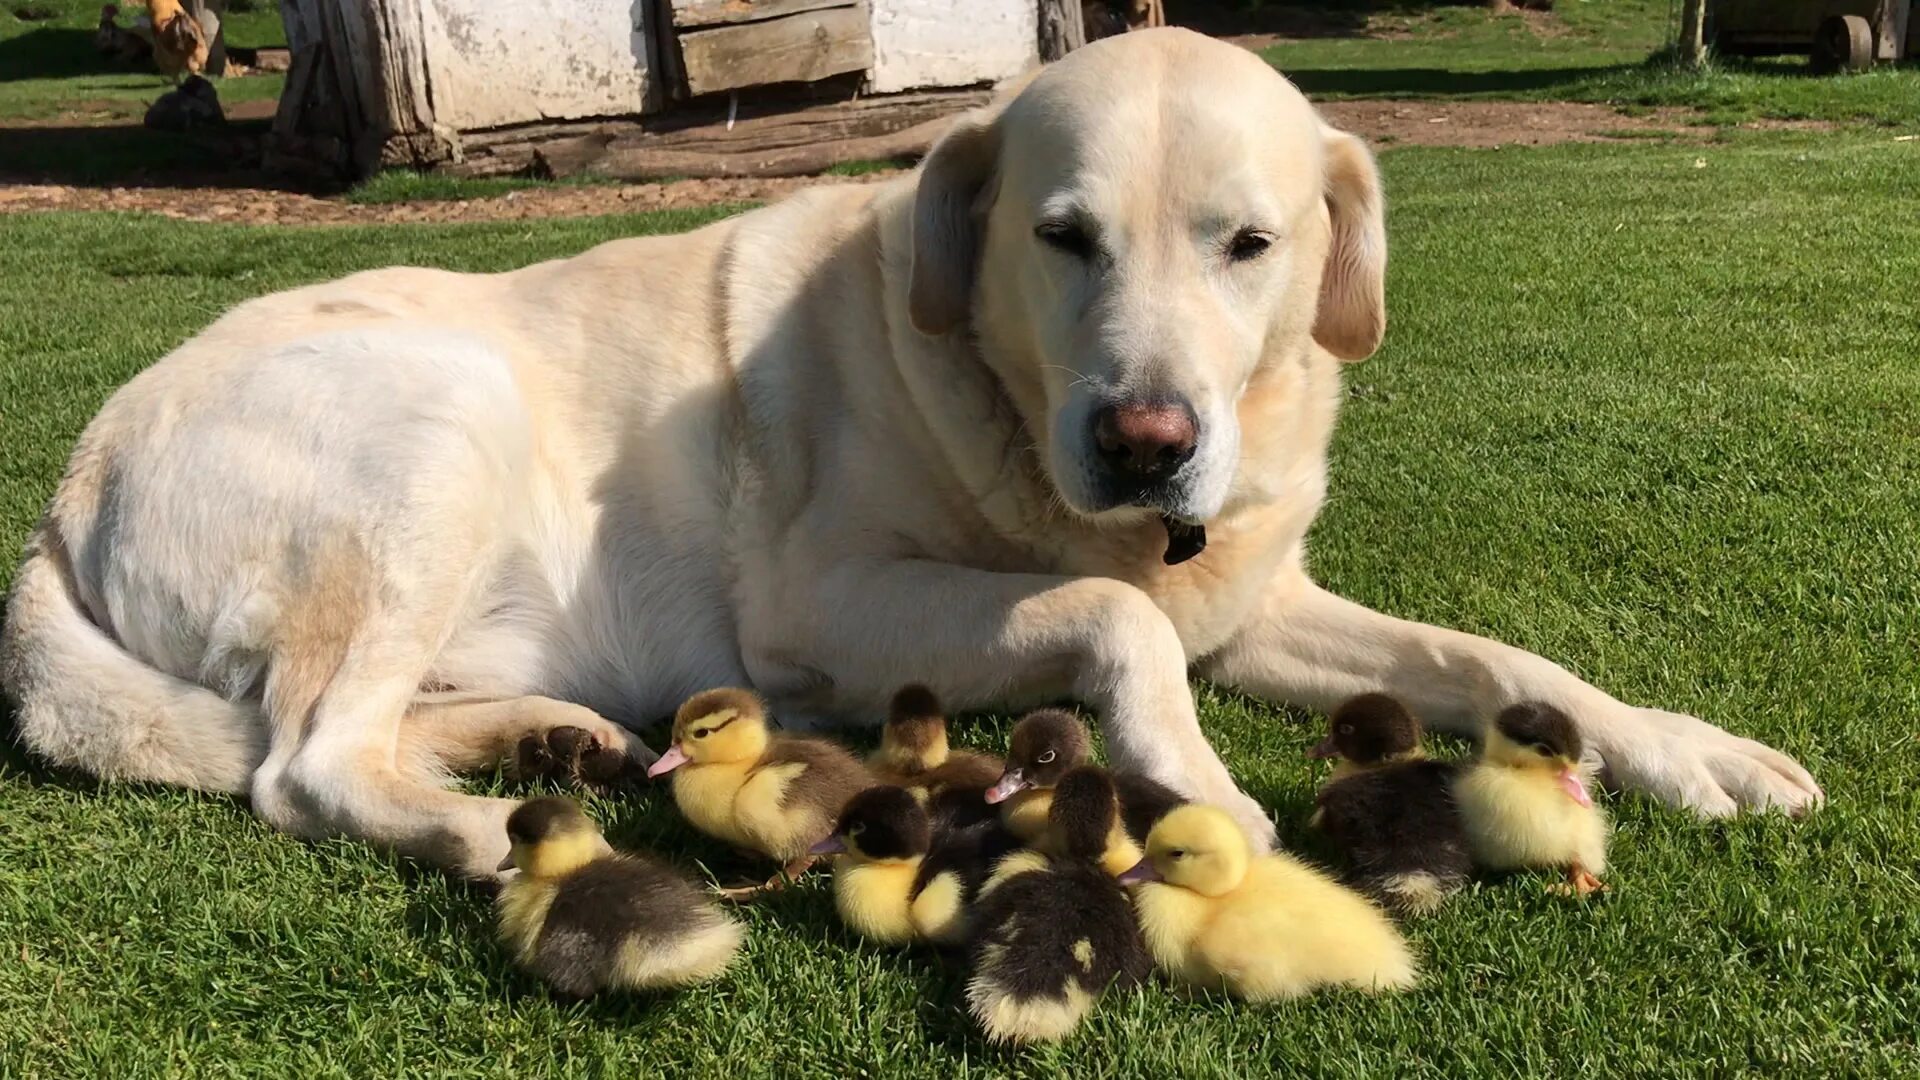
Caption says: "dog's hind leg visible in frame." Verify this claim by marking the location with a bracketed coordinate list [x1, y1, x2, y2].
[399, 696, 658, 784]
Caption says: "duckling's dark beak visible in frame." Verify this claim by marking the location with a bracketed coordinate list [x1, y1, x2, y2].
[809, 835, 847, 856]
[1558, 765, 1594, 808]
[645, 744, 689, 778]
[1307, 735, 1340, 760]
[1117, 858, 1160, 885]
[984, 770, 1027, 804]
[496, 853, 516, 873]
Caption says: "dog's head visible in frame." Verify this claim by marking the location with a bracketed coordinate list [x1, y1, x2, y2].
[909, 28, 1385, 524]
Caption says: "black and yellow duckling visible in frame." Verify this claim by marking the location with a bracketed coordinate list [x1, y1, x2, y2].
[868, 684, 1006, 796]
[810, 785, 1020, 947]
[1453, 701, 1609, 896]
[1310, 693, 1472, 915]
[966, 767, 1153, 1045]
[645, 687, 874, 896]
[984, 709, 1186, 850]
[1119, 804, 1417, 1000]
[496, 797, 743, 998]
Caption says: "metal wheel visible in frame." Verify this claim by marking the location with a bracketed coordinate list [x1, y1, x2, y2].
[1810, 14, 1874, 73]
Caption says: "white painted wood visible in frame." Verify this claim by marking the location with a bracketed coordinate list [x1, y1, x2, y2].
[865, 0, 1036, 94]
[417, 0, 657, 130]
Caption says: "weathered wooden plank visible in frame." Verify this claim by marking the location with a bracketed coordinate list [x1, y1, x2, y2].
[538, 113, 954, 180]
[678, 5, 872, 96]
[670, 0, 852, 28]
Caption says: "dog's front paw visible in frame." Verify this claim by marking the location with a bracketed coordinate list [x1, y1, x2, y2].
[1598, 708, 1822, 817]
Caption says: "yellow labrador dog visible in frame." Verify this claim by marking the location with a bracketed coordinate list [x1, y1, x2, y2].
[2, 30, 1819, 877]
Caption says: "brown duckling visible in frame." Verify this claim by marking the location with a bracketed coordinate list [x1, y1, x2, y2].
[984, 709, 1187, 849]
[868, 684, 1005, 797]
[1310, 692, 1472, 915]
[966, 767, 1153, 1044]
[496, 797, 743, 997]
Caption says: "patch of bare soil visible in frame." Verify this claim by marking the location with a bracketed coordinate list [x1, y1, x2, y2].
[0, 103, 1840, 226]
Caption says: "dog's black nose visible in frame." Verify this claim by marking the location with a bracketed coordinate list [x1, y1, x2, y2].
[1093, 400, 1198, 481]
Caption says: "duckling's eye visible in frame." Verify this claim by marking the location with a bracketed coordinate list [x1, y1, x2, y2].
[1533, 742, 1555, 757]
[1168, 849, 1186, 859]
[1339, 724, 1354, 735]
[1036, 750, 1057, 765]
[848, 822, 865, 836]
[694, 728, 712, 739]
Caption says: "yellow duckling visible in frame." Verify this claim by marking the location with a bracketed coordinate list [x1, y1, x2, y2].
[1452, 702, 1609, 896]
[868, 684, 1005, 797]
[1119, 805, 1417, 1000]
[811, 785, 1018, 947]
[496, 797, 743, 998]
[966, 768, 1153, 1045]
[646, 687, 873, 895]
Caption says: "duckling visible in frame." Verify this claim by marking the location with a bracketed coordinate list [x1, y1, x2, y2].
[1310, 693, 1472, 915]
[1452, 701, 1609, 896]
[496, 797, 743, 998]
[984, 709, 1187, 848]
[810, 785, 1019, 947]
[868, 684, 1006, 797]
[646, 687, 873, 896]
[965, 768, 1153, 1045]
[1119, 805, 1417, 999]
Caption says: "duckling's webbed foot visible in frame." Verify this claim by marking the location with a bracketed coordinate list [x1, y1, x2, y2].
[1548, 864, 1608, 898]
[714, 855, 820, 903]
[513, 725, 639, 789]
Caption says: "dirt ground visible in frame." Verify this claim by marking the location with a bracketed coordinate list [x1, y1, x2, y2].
[0, 101, 1831, 226]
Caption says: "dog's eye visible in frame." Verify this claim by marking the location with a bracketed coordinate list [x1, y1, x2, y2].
[1035, 221, 1095, 259]
[1227, 228, 1273, 262]
[1036, 750, 1057, 765]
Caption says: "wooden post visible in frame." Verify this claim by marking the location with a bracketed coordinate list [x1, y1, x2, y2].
[1038, 0, 1086, 61]
[1678, 0, 1707, 66]
[269, 0, 448, 178]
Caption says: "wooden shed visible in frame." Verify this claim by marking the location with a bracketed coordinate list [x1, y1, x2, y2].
[268, 0, 1065, 180]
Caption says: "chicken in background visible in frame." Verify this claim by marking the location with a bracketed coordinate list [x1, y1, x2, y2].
[93, 4, 154, 65]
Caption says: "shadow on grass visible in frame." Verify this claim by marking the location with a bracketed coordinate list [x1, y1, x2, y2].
[0, 26, 108, 82]
[0, 118, 318, 189]
[1283, 63, 1629, 96]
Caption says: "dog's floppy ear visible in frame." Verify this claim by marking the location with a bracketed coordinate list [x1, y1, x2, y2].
[909, 109, 1001, 337]
[1313, 125, 1387, 361]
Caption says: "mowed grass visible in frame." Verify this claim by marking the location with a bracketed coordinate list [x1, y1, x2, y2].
[4, 135, 1920, 1076]
[1252, 0, 1920, 125]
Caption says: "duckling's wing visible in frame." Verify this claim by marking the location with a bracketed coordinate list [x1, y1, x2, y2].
[1113, 773, 1188, 843]
[761, 736, 875, 812]
[924, 783, 1001, 836]
[532, 858, 711, 993]
[929, 752, 1007, 794]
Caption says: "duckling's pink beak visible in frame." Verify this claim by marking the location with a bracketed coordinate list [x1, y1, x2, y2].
[1559, 767, 1593, 808]
[984, 770, 1027, 804]
[1117, 858, 1160, 885]
[1307, 735, 1340, 760]
[645, 744, 689, 778]
[809, 835, 847, 856]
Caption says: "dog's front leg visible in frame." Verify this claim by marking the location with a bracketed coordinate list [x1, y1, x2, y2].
[1202, 570, 1822, 817]
[771, 560, 1277, 848]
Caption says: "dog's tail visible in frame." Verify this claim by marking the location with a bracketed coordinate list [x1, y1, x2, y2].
[2, 528, 266, 793]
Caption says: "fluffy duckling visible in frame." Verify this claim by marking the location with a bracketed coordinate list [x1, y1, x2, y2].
[1310, 693, 1472, 915]
[646, 687, 873, 894]
[984, 709, 1186, 848]
[1119, 805, 1417, 999]
[966, 768, 1153, 1045]
[496, 797, 743, 998]
[868, 684, 1006, 796]
[811, 785, 1019, 947]
[1453, 702, 1609, 896]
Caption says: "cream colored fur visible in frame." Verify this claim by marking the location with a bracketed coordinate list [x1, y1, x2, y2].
[0, 30, 1819, 879]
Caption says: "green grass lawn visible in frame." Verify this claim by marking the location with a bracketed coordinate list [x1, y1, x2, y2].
[4, 135, 1920, 1076]
[1251, 0, 1920, 125]
[0, 0, 286, 122]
